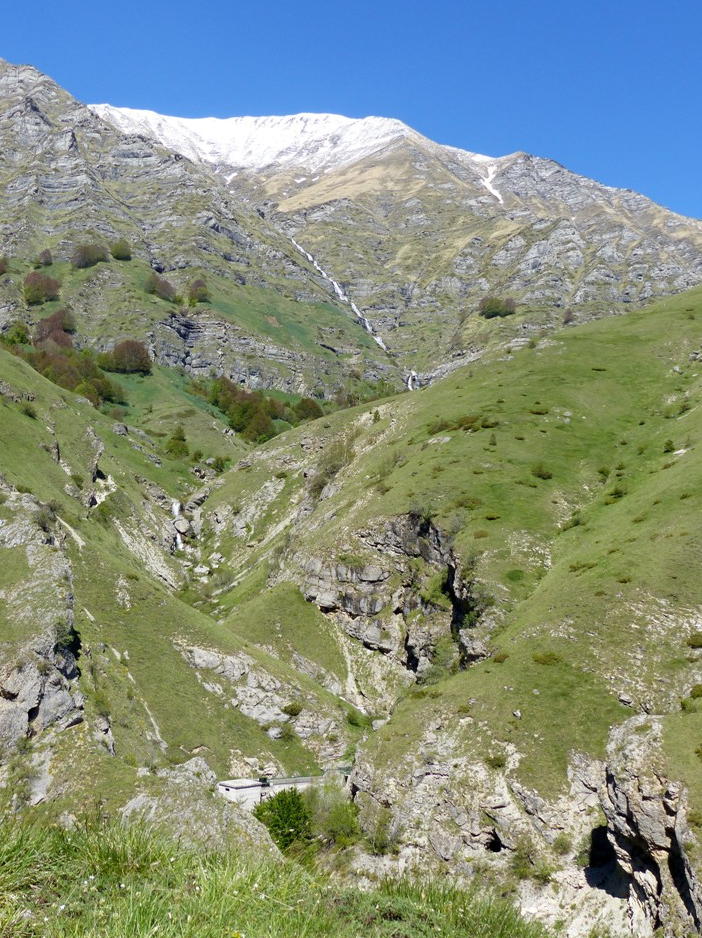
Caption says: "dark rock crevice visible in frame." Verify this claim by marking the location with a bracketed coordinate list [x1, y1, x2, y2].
[668, 831, 701, 930]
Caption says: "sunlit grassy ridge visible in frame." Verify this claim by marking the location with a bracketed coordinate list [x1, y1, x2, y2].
[0, 817, 549, 938]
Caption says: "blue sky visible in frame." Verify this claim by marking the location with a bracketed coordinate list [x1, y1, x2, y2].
[3, 0, 701, 217]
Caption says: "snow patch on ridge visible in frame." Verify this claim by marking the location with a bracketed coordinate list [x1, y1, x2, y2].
[480, 164, 504, 204]
[90, 106, 419, 173]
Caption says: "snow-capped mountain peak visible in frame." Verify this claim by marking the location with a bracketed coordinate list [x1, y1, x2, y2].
[89, 105, 422, 173]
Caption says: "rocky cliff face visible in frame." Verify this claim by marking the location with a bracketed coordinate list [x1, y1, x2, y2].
[602, 717, 702, 936]
[0, 59, 393, 393]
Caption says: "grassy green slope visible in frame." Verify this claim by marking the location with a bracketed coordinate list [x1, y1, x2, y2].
[0, 349, 365, 804]
[201, 284, 702, 800]
[0, 251, 392, 394]
[0, 817, 548, 938]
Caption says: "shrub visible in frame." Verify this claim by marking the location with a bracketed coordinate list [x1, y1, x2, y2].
[531, 462, 553, 480]
[109, 239, 132, 261]
[604, 484, 627, 503]
[553, 832, 572, 855]
[663, 439, 675, 453]
[187, 278, 209, 305]
[23, 271, 60, 305]
[103, 339, 152, 374]
[305, 786, 361, 848]
[0, 256, 7, 276]
[532, 651, 562, 665]
[345, 709, 368, 728]
[253, 788, 312, 851]
[34, 249, 53, 267]
[281, 701, 303, 717]
[34, 506, 55, 533]
[486, 752, 506, 769]
[54, 620, 74, 650]
[367, 805, 399, 856]
[20, 401, 37, 419]
[93, 689, 111, 718]
[690, 684, 702, 698]
[560, 513, 583, 533]
[294, 397, 324, 421]
[310, 438, 355, 499]
[165, 424, 188, 459]
[479, 296, 516, 319]
[2, 321, 30, 346]
[510, 836, 554, 884]
[71, 243, 108, 269]
[686, 633, 702, 649]
[145, 272, 177, 301]
[562, 309, 576, 325]
[33, 308, 76, 346]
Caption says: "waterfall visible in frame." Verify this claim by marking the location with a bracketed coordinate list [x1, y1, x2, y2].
[406, 370, 419, 391]
[291, 237, 388, 351]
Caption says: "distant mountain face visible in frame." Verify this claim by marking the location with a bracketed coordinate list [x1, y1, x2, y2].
[92, 104, 702, 374]
[0, 61, 393, 393]
[3, 58, 702, 387]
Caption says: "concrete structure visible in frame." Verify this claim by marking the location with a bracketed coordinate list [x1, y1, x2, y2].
[217, 768, 351, 810]
[216, 774, 321, 810]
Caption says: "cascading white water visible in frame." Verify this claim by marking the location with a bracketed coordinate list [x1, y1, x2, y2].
[291, 237, 388, 351]
[406, 370, 419, 391]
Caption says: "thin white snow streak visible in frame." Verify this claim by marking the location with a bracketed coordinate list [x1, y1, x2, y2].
[480, 165, 504, 204]
[291, 238, 388, 351]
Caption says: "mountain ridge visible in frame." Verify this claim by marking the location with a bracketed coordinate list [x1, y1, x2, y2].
[89, 104, 500, 177]
[89, 102, 702, 223]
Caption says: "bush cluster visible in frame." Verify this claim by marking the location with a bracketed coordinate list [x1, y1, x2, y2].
[23, 271, 60, 305]
[145, 271, 177, 302]
[11, 308, 123, 407]
[109, 239, 132, 261]
[34, 248, 53, 267]
[187, 278, 210, 305]
[33, 307, 75, 345]
[71, 243, 109, 269]
[204, 376, 323, 444]
[99, 339, 151, 374]
[479, 296, 517, 318]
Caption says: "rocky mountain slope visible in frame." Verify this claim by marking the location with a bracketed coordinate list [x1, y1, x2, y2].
[93, 103, 702, 378]
[2, 282, 702, 936]
[2, 57, 702, 938]
[0, 60, 393, 394]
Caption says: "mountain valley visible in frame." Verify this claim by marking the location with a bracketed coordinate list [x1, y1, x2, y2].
[1, 56, 702, 938]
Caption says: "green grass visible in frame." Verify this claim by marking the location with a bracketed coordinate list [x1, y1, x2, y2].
[223, 583, 348, 685]
[0, 816, 549, 938]
[200, 283, 702, 799]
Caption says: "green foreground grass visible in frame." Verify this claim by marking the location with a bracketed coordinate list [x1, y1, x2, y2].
[0, 818, 548, 938]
